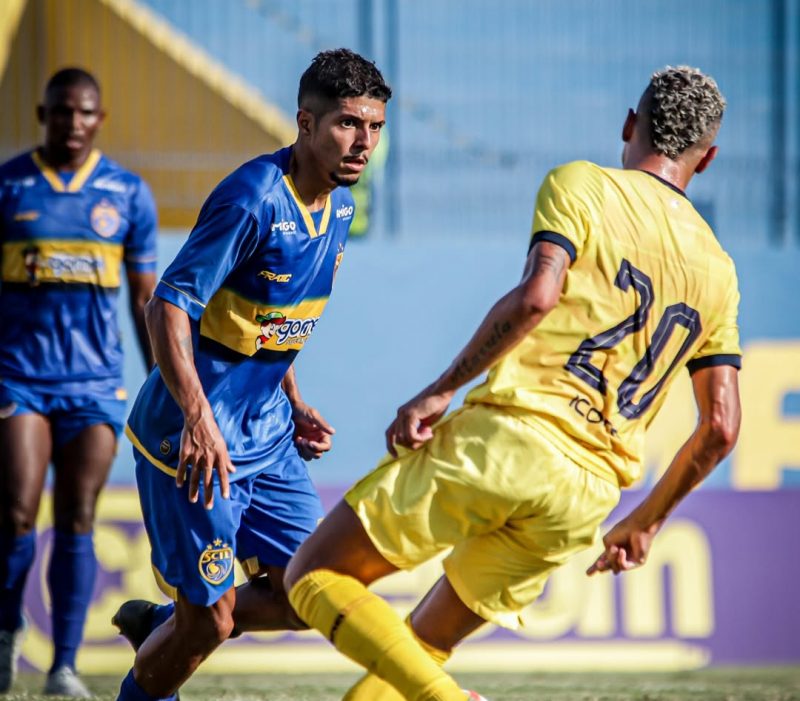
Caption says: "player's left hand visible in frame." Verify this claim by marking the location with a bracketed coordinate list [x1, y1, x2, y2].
[292, 402, 335, 460]
[586, 514, 659, 576]
[385, 386, 454, 457]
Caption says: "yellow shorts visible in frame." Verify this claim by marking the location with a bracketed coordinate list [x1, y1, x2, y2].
[345, 403, 620, 630]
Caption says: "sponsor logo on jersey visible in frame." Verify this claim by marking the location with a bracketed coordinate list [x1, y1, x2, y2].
[255, 310, 320, 349]
[92, 176, 129, 194]
[271, 220, 297, 233]
[336, 205, 354, 220]
[13, 210, 40, 222]
[46, 253, 106, 277]
[159, 439, 171, 455]
[90, 200, 122, 238]
[334, 242, 345, 279]
[22, 245, 40, 285]
[198, 539, 234, 585]
[568, 395, 618, 436]
[258, 269, 292, 283]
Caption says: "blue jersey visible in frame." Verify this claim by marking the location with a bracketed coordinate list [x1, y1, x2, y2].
[0, 149, 157, 390]
[127, 147, 354, 482]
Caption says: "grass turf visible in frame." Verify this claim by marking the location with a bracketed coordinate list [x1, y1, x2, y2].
[5, 668, 800, 700]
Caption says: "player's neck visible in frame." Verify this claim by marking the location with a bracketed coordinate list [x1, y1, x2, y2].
[289, 145, 334, 212]
[626, 154, 691, 192]
[38, 144, 93, 172]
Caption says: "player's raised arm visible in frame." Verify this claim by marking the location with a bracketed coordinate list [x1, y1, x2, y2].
[144, 297, 235, 508]
[386, 239, 569, 455]
[587, 363, 740, 575]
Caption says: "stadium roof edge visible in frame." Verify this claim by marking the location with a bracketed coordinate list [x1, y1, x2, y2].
[97, 0, 296, 146]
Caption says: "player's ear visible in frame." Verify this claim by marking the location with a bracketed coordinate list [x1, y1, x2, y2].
[297, 108, 314, 137]
[694, 145, 718, 174]
[36, 104, 46, 125]
[621, 109, 636, 143]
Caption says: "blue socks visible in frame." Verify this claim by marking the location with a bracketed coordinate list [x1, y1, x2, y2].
[117, 669, 177, 701]
[0, 531, 36, 632]
[47, 530, 96, 671]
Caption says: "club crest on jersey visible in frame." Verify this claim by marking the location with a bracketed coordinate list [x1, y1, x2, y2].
[90, 200, 121, 238]
[198, 539, 233, 585]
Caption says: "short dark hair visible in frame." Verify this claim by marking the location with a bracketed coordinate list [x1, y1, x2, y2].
[298, 48, 391, 116]
[44, 67, 101, 99]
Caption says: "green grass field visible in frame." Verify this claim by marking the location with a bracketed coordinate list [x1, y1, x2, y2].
[5, 669, 800, 701]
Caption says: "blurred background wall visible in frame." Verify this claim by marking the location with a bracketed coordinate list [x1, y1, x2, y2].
[1, 0, 799, 675]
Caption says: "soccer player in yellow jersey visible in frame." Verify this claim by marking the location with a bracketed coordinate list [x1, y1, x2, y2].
[285, 66, 741, 701]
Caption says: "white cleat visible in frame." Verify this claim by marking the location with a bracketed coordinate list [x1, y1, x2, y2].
[44, 665, 93, 698]
[462, 691, 490, 701]
[0, 621, 27, 692]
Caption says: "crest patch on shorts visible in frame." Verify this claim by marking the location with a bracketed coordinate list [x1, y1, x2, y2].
[198, 539, 233, 585]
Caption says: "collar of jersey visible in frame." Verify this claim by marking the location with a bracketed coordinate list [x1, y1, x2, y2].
[281, 174, 332, 238]
[32, 148, 102, 193]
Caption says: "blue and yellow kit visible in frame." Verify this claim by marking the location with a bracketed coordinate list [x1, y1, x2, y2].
[467, 160, 741, 487]
[127, 147, 353, 603]
[0, 149, 157, 440]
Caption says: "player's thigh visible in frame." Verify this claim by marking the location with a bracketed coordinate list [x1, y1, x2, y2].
[0, 384, 52, 531]
[343, 405, 532, 570]
[444, 451, 619, 630]
[236, 455, 324, 577]
[135, 449, 251, 607]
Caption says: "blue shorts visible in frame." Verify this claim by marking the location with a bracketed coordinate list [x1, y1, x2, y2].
[0, 377, 127, 448]
[134, 446, 324, 606]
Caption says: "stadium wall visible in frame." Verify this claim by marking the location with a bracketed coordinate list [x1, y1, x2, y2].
[17, 235, 800, 673]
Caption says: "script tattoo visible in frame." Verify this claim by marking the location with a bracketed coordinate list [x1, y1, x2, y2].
[451, 320, 514, 385]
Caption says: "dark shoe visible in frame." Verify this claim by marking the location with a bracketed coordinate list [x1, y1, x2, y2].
[111, 599, 159, 651]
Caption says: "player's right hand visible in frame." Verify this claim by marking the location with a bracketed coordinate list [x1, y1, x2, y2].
[385, 386, 453, 457]
[176, 409, 236, 510]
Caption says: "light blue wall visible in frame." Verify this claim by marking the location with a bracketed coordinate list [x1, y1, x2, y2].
[136, 0, 800, 247]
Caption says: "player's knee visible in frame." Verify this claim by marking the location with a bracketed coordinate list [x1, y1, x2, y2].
[53, 503, 96, 534]
[176, 604, 235, 650]
[3, 506, 38, 536]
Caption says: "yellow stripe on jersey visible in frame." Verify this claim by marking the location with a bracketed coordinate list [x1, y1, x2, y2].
[2, 239, 124, 287]
[282, 175, 332, 238]
[31, 149, 102, 193]
[467, 161, 741, 488]
[200, 288, 329, 356]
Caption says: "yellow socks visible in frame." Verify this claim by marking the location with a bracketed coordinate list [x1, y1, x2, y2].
[343, 616, 452, 701]
[288, 569, 464, 701]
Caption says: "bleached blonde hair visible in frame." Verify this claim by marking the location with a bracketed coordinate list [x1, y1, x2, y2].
[641, 66, 726, 160]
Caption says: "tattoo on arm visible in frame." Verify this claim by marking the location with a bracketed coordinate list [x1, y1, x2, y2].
[530, 247, 567, 281]
[178, 333, 194, 361]
[450, 320, 515, 385]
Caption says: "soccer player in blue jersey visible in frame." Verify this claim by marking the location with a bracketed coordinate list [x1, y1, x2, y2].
[0, 68, 157, 697]
[114, 49, 390, 701]
[284, 67, 741, 701]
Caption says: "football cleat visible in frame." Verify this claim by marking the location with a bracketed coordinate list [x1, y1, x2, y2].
[43, 665, 92, 698]
[0, 620, 27, 692]
[462, 690, 490, 701]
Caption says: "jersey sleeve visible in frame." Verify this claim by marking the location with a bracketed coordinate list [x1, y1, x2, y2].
[124, 179, 158, 273]
[686, 269, 742, 373]
[155, 203, 261, 321]
[530, 161, 597, 263]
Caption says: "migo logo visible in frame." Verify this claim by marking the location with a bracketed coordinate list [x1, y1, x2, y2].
[336, 205, 354, 219]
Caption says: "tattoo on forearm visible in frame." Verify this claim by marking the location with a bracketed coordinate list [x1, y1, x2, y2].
[451, 320, 514, 385]
[178, 333, 194, 360]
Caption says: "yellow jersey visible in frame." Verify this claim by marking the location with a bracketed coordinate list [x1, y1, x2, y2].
[466, 160, 741, 487]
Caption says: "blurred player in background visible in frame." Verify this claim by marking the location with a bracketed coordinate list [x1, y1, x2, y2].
[0, 68, 157, 697]
[114, 49, 390, 701]
[285, 66, 741, 701]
